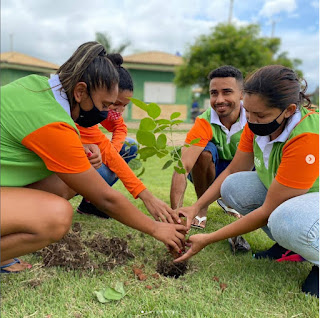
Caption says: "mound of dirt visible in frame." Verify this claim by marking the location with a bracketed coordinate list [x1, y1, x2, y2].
[38, 223, 134, 271]
[39, 231, 94, 270]
[156, 258, 188, 278]
[84, 234, 135, 270]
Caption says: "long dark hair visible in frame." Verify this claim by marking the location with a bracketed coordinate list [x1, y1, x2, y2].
[57, 41, 119, 110]
[244, 65, 311, 110]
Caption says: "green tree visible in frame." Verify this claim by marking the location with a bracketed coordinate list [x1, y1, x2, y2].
[174, 23, 302, 92]
[95, 32, 130, 54]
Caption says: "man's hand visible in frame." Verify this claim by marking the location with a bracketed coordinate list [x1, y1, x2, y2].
[139, 189, 180, 223]
[83, 144, 102, 169]
[174, 233, 210, 262]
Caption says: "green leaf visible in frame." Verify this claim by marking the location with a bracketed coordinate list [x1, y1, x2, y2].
[156, 119, 171, 125]
[94, 290, 108, 303]
[171, 147, 182, 161]
[170, 112, 181, 120]
[156, 134, 167, 149]
[136, 130, 156, 147]
[156, 149, 168, 158]
[178, 160, 183, 168]
[130, 98, 148, 111]
[136, 167, 145, 177]
[128, 158, 142, 170]
[184, 144, 190, 148]
[174, 166, 186, 174]
[139, 118, 156, 131]
[147, 103, 161, 119]
[138, 147, 157, 160]
[104, 287, 124, 301]
[114, 282, 125, 297]
[190, 138, 201, 145]
[162, 160, 173, 170]
[171, 120, 184, 125]
[153, 125, 169, 133]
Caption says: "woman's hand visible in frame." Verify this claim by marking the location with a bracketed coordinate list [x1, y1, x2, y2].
[173, 233, 210, 262]
[139, 190, 180, 223]
[83, 144, 102, 169]
[152, 222, 187, 253]
[176, 205, 200, 229]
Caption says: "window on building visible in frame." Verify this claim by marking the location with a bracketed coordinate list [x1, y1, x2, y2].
[144, 82, 176, 104]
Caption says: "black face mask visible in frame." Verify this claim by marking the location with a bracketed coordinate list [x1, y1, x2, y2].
[75, 95, 108, 127]
[248, 109, 286, 136]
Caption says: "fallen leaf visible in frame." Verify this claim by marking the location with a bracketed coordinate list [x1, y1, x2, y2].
[138, 273, 147, 281]
[104, 287, 124, 300]
[94, 290, 107, 303]
[212, 276, 220, 282]
[220, 283, 227, 291]
[151, 273, 160, 279]
[145, 285, 152, 290]
[133, 267, 143, 276]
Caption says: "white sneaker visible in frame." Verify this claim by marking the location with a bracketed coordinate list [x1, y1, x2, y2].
[217, 198, 241, 218]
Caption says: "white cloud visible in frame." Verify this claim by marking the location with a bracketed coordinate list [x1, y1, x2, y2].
[280, 30, 319, 92]
[0, 0, 318, 91]
[259, 0, 297, 18]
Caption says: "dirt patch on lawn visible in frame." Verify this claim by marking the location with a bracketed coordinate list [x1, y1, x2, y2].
[38, 223, 134, 271]
[84, 234, 135, 270]
[156, 258, 188, 278]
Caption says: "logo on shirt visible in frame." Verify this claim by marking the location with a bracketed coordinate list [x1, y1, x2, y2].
[254, 156, 261, 168]
[305, 154, 316, 164]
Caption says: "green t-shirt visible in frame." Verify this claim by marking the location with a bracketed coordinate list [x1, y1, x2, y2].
[1, 75, 79, 186]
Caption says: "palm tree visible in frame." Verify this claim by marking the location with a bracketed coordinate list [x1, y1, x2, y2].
[95, 32, 130, 54]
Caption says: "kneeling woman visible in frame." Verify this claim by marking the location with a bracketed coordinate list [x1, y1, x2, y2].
[0, 42, 186, 273]
[177, 65, 319, 297]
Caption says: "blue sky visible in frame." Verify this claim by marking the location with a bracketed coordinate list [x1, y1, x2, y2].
[1, 0, 319, 92]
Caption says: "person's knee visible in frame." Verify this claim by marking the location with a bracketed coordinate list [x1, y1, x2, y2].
[42, 198, 73, 242]
[194, 151, 213, 169]
[221, 174, 238, 198]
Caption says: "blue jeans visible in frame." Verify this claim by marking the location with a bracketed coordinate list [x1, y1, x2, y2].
[188, 142, 231, 183]
[97, 137, 138, 187]
[221, 171, 319, 265]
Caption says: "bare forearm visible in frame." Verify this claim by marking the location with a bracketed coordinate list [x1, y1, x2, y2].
[206, 207, 268, 244]
[94, 190, 156, 236]
[170, 172, 187, 209]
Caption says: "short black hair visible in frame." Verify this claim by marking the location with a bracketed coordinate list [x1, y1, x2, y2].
[208, 65, 243, 83]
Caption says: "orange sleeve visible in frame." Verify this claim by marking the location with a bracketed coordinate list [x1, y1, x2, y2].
[22, 122, 91, 173]
[100, 117, 128, 152]
[238, 123, 254, 153]
[185, 118, 213, 147]
[102, 138, 146, 198]
[275, 133, 319, 189]
[76, 123, 111, 166]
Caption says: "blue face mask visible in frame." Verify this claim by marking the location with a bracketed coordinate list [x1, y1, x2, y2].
[248, 109, 286, 136]
[75, 95, 108, 127]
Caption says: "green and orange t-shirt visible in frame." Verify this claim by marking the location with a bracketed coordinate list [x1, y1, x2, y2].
[1, 74, 91, 187]
[238, 107, 319, 192]
[0, 74, 146, 198]
[185, 104, 247, 160]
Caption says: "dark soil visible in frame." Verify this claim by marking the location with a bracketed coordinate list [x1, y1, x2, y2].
[38, 222, 134, 271]
[156, 258, 188, 278]
[84, 234, 135, 270]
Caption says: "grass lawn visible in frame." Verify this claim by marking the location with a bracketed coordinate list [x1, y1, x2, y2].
[1, 156, 318, 318]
